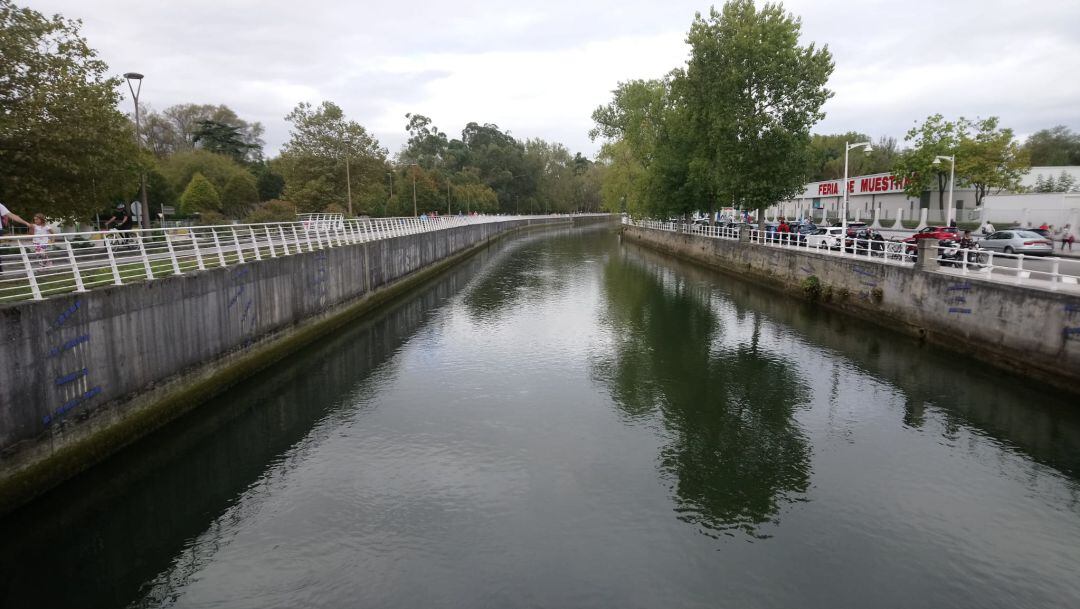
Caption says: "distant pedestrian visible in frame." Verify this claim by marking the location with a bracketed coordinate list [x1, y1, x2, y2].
[982, 221, 995, 235]
[1039, 221, 1049, 231]
[1063, 224, 1075, 252]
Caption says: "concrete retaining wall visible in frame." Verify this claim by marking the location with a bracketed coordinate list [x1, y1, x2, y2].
[0, 216, 609, 512]
[622, 225, 1080, 392]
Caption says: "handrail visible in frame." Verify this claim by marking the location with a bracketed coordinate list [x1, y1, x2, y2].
[0, 214, 593, 303]
[622, 217, 1080, 291]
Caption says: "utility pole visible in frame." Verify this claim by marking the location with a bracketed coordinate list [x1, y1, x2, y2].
[447, 180, 451, 215]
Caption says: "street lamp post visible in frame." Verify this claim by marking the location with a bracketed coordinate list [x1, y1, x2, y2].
[842, 140, 873, 234]
[447, 180, 451, 216]
[124, 72, 150, 229]
[933, 155, 956, 226]
[344, 152, 353, 217]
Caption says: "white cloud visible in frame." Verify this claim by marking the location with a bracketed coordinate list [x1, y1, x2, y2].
[26, 0, 1080, 157]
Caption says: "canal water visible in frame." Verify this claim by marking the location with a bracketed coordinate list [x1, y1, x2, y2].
[2, 225, 1079, 609]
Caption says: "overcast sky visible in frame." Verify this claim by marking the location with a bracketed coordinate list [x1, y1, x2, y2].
[29, 0, 1080, 158]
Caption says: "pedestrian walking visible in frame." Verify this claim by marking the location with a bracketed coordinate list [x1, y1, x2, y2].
[1064, 224, 1075, 252]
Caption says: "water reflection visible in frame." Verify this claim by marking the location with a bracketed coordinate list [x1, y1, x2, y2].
[0, 240, 504, 609]
[593, 246, 812, 537]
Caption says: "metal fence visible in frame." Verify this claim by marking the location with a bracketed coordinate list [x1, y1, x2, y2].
[623, 217, 1080, 291]
[0, 214, 529, 303]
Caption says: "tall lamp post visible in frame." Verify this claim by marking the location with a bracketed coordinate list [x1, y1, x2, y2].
[933, 155, 956, 226]
[842, 140, 873, 234]
[124, 72, 150, 229]
[343, 143, 353, 217]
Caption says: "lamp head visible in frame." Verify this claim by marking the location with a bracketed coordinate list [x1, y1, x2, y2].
[123, 72, 144, 80]
[932, 157, 942, 166]
[863, 144, 873, 155]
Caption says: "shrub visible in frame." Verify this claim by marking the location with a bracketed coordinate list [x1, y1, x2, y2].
[801, 275, 822, 301]
[179, 172, 221, 214]
[245, 199, 297, 224]
[221, 173, 259, 218]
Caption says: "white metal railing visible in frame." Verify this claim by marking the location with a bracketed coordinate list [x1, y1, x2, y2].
[623, 217, 1080, 291]
[930, 243, 1080, 290]
[0, 214, 545, 302]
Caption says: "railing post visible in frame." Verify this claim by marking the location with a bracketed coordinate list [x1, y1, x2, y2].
[248, 227, 262, 261]
[265, 226, 277, 258]
[163, 229, 182, 276]
[278, 225, 291, 256]
[304, 223, 315, 251]
[103, 235, 123, 285]
[1015, 254, 1024, 285]
[19, 244, 43, 300]
[1050, 258, 1060, 290]
[64, 240, 86, 292]
[211, 229, 227, 267]
[136, 232, 155, 280]
[191, 228, 206, 270]
[231, 227, 246, 263]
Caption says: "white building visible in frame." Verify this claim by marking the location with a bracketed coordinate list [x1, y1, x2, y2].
[770, 166, 1080, 228]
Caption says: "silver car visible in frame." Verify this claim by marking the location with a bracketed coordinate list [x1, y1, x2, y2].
[978, 230, 1054, 256]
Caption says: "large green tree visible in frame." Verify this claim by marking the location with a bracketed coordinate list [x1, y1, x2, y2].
[0, 0, 140, 220]
[805, 133, 898, 181]
[143, 103, 264, 162]
[278, 101, 387, 214]
[1023, 126, 1080, 166]
[677, 1, 833, 217]
[955, 117, 1028, 206]
[179, 172, 221, 214]
[893, 114, 959, 209]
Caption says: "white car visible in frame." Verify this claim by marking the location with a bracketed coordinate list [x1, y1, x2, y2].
[805, 227, 845, 249]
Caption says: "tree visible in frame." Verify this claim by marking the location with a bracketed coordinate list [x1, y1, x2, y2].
[1023, 126, 1080, 166]
[0, 0, 140, 220]
[179, 172, 221, 214]
[278, 101, 387, 213]
[1057, 170, 1077, 192]
[400, 113, 449, 170]
[192, 120, 256, 162]
[806, 133, 898, 181]
[220, 173, 259, 218]
[160, 149, 251, 197]
[676, 1, 833, 218]
[893, 114, 959, 209]
[954, 117, 1028, 206]
[253, 162, 286, 201]
[142, 103, 264, 162]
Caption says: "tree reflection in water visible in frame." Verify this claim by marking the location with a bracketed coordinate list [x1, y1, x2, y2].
[592, 249, 812, 538]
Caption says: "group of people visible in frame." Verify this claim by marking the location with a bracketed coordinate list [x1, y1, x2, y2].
[1038, 222, 1075, 252]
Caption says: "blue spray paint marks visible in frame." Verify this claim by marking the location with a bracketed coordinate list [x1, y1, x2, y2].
[948, 307, 972, 314]
[54, 368, 89, 386]
[53, 300, 81, 328]
[800, 266, 814, 275]
[946, 283, 972, 291]
[47, 334, 89, 358]
[1065, 327, 1080, 339]
[43, 386, 102, 426]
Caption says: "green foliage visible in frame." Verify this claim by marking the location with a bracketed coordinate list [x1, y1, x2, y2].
[895, 115, 1029, 208]
[195, 211, 227, 226]
[143, 103, 264, 162]
[278, 101, 388, 213]
[892, 114, 959, 208]
[678, 2, 834, 214]
[1033, 170, 1079, 193]
[954, 117, 1028, 205]
[590, 1, 833, 219]
[193, 120, 256, 162]
[1023, 126, 1080, 166]
[220, 173, 259, 218]
[806, 134, 898, 181]
[160, 149, 251, 196]
[0, 0, 140, 221]
[179, 172, 221, 214]
[252, 162, 286, 201]
[245, 199, 296, 223]
[801, 275, 822, 301]
[145, 166, 177, 208]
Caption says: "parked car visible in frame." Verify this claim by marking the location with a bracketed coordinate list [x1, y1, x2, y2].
[806, 227, 845, 249]
[903, 225, 962, 244]
[977, 230, 1054, 256]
